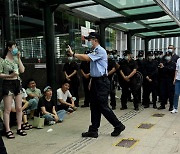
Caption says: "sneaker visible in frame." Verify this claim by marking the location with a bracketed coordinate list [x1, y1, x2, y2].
[171, 109, 178, 114]
[67, 107, 74, 113]
[82, 131, 98, 138]
[48, 121, 56, 125]
[111, 125, 125, 137]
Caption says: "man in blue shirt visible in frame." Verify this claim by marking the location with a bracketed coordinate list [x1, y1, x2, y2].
[67, 32, 125, 138]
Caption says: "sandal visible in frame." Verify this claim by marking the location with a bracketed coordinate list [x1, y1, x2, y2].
[21, 124, 30, 130]
[25, 122, 33, 129]
[6, 131, 15, 139]
[17, 129, 27, 136]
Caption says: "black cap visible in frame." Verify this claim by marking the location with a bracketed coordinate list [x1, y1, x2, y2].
[147, 51, 153, 56]
[159, 51, 163, 55]
[123, 50, 132, 56]
[138, 50, 144, 57]
[84, 32, 100, 41]
[154, 50, 159, 55]
[138, 53, 144, 57]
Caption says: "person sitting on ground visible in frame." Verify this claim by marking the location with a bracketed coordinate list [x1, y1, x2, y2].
[57, 80, 77, 113]
[26, 79, 42, 119]
[39, 86, 66, 125]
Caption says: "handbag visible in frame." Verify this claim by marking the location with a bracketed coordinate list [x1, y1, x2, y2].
[33, 116, 45, 129]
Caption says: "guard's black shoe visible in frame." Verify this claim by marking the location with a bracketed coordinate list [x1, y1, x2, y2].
[169, 107, 173, 111]
[144, 105, 149, 108]
[112, 106, 116, 110]
[153, 105, 157, 109]
[120, 107, 127, 110]
[81, 105, 89, 108]
[82, 132, 98, 138]
[111, 125, 125, 137]
[134, 107, 139, 111]
[158, 106, 165, 110]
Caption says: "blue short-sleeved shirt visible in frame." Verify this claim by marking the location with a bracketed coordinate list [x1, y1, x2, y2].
[87, 45, 108, 77]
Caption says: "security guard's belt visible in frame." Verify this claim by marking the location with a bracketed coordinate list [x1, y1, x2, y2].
[91, 74, 107, 80]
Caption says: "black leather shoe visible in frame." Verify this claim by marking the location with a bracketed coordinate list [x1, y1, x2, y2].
[134, 107, 139, 111]
[82, 131, 98, 138]
[112, 106, 116, 110]
[158, 106, 165, 110]
[153, 105, 157, 109]
[144, 105, 149, 108]
[169, 107, 173, 111]
[81, 105, 89, 108]
[120, 107, 127, 110]
[111, 125, 125, 137]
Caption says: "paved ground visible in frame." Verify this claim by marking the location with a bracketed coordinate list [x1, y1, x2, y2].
[2, 92, 180, 154]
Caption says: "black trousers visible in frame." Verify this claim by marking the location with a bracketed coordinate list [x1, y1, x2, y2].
[88, 76, 123, 132]
[82, 78, 90, 106]
[121, 80, 139, 109]
[69, 80, 79, 106]
[160, 79, 174, 108]
[0, 136, 7, 154]
[109, 79, 116, 107]
[143, 80, 157, 106]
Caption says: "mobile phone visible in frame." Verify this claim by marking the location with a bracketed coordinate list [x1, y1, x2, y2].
[9, 70, 13, 74]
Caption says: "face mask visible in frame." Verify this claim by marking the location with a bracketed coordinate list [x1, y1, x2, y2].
[11, 48, 18, 56]
[109, 55, 113, 59]
[168, 49, 173, 53]
[124, 56, 129, 60]
[87, 41, 92, 48]
[165, 56, 171, 61]
[159, 55, 163, 59]
[68, 57, 73, 61]
[148, 56, 153, 60]
[139, 57, 143, 60]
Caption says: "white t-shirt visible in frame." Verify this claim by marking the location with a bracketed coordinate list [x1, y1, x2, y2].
[176, 58, 180, 80]
[57, 88, 72, 105]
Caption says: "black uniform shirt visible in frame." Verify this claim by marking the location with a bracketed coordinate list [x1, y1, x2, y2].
[80, 61, 90, 74]
[120, 59, 138, 76]
[108, 59, 116, 80]
[63, 62, 78, 80]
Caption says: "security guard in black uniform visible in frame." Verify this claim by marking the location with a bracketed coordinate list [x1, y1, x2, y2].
[136, 50, 145, 104]
[119, 50, 139, 111]
[80, 50, 91, 108]
[107, 51, 117, 110]
[154, 50, 164, 103]
[158, 52, 176, 111]
[68, 32, 125, 138]
[143, 51, 158, 108]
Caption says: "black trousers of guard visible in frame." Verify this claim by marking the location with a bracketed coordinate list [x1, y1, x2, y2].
[0, 135, 7, 154]
[82, 78, 90, 106]
[160, 79, 174, 108]
[109, 78, 116, 108]
[121, 79, 139, 109]
[143, 80, 157, 106]
[88, 76, 123, 132]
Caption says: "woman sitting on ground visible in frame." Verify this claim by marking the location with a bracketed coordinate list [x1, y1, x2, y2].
[39, 86, 66, 125]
